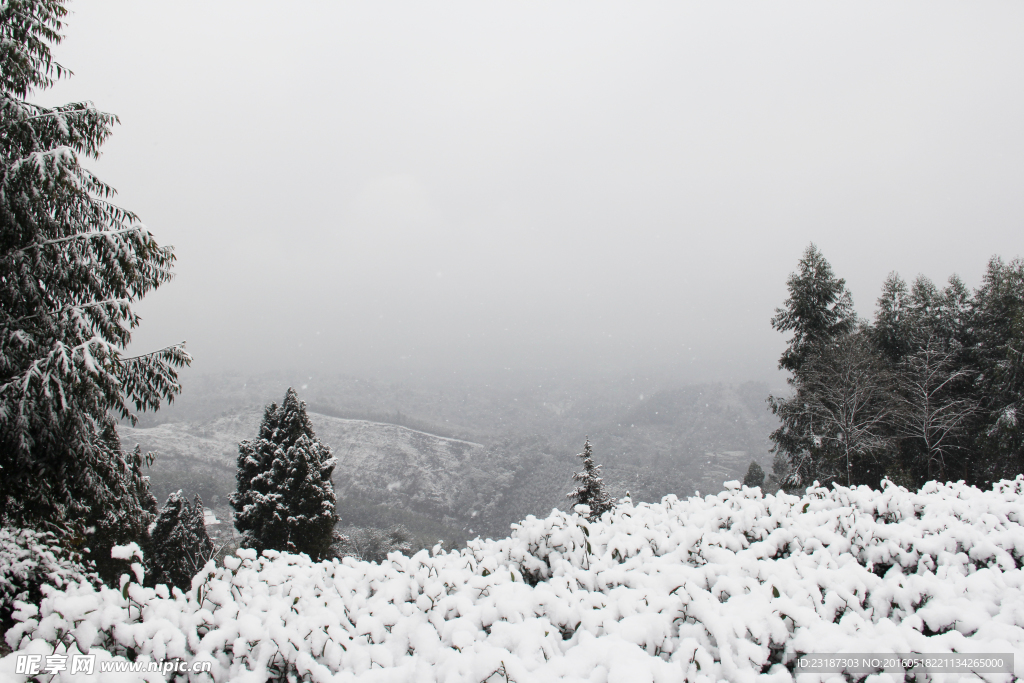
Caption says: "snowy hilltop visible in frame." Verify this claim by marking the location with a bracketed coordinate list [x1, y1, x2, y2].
[3, 479, 1023, 682]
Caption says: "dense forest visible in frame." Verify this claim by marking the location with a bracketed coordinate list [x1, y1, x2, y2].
[768, 245, 1024, 491]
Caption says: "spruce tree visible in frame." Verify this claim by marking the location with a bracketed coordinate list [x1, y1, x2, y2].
[566, 438, 613, 522]
[968, 257, 1024, 482]
[149, 491, 214, 591]
[872, 273, 912, 365]
[0, 0, 189, 529]
[230, 388, 338, 560]
[770, 243, 856, 373]
[742, 461, 765, 489]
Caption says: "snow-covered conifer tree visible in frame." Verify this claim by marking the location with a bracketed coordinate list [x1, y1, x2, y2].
[84, 432, 159, 585]
[566, 438, 613, 522]
[769, 243, 856, 374]
[149, 491, 214, 590]
[0, 0, 189, 529]
[742, 461, 765, 488]
[230, 388, 338, 560]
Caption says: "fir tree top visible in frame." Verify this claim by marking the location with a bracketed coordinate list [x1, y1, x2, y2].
[771, 244, 856, 374]
[258, 387, 316, 451]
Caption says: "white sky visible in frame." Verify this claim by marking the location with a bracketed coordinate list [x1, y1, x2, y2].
[40, 1, 1024, 387]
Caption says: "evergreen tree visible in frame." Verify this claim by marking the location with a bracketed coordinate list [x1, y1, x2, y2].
[742, 461, 765, 488]
[230, 388, 338, 560]
[566, 438, 613, 522]
[0, 0, 189, 529]
[968, 257, 1024, 482]
[769, 246, 862, 488]
[763, 452, 792, 494]
[871, 272, 912, 365]
[770, 243, 856, 374]
[770, 250, 1024, 491]
[83, 428, 159, 585]
[149, 491, 214, 591]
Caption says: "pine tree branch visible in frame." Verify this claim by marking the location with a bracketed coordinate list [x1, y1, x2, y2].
[0, 101, 107, 128]
[6, 225, 145, 257]
[117, 341, 190, 363]
[1, 297, 130, 327]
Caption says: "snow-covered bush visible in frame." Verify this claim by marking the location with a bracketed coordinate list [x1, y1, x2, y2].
[335, 525, 413, 564]
[3, 478, 1023, 682]
[0, 528, 96, 634]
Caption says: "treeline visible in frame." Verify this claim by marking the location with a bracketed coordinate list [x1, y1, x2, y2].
[769, 245, 1024, 490]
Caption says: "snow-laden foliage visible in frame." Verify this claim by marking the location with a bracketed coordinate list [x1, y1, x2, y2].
[231, 388, 338, 561]
[0, 0, 189, 526]
[80, 435, 159, 587]
[0, 527, 96, 633]
[4, 479, 1024, 682]
[335, 525, 413, 565]
[149, 491, 215, 592]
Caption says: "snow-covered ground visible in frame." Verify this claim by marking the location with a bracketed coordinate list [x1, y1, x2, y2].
[3, 479, 1023, 682]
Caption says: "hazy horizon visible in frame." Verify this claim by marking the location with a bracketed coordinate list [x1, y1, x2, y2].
[39, 2, 1024, 388]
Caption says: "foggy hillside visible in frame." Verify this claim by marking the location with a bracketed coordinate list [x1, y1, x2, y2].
[120, 372, 779, 548]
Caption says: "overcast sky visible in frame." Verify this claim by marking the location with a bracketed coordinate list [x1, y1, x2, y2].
[40, 1, 1024, 388]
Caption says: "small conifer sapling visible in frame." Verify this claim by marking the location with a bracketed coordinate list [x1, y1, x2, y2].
[567, 438, 613, 522]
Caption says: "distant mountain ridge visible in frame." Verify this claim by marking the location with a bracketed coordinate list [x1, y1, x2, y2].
[121, 411, 512, 546]
[121, 376, 779, 548]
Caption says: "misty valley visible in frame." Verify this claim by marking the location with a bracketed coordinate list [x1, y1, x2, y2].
[125, 374, 777, 555]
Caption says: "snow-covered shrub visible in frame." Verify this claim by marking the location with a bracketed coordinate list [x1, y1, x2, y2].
[0, 528, 96, 634]
[335, 525, 413, 564]
[3, 478, 1023, 682]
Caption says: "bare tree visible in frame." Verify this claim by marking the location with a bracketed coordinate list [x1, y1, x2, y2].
[790, 334, 895, 487]
[893, 334, 977, 481]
